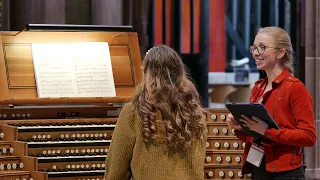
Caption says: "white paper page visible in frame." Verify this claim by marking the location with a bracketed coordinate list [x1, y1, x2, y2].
[31, 42, 116, 98]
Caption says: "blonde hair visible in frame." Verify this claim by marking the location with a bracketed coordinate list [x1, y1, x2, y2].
[258, 26, 295, 74]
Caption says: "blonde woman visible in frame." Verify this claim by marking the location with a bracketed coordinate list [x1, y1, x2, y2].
[227, 26, 316, 180]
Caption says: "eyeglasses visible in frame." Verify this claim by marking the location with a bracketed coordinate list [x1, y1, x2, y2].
[249, 45, 278, 54]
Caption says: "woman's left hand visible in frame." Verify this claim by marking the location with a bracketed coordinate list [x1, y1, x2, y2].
[239, 115, 269, 135]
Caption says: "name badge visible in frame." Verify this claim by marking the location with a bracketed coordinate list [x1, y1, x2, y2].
[246, 145, 264, 167]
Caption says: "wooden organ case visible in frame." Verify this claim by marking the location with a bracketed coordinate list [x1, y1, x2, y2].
[0, 25, 142, 180]
[0, 25, 252, 180]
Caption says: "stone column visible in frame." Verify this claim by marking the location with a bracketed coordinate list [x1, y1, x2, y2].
[130, 0, 150, 58]
[9, 0, 65, 30]
[91, 0, 123, 25]
[44, 1, 65, 24]
[92, 0, 150, 58]
[0, 0, 10, 30]
[304, 0, 320, 179]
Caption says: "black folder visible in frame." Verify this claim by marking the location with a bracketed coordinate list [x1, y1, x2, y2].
[225, 103, 280, 137]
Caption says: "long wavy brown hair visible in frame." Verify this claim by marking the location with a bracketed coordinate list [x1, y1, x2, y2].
[132, 45, 206, 151]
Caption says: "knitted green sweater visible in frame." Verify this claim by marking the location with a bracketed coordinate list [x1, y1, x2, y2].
[104, 102, 207, 180]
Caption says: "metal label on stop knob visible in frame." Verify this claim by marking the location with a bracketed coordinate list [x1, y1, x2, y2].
[224, 142, 229, 148]
[213, 128, 219, 134]
[225, 156, 231, 162]
[205, 156, 211, 162]
[214, 142, 220, 148]
[222, 128, 228, 134]
[206, 142, 210, 148]
[233, 142, 239, 148]
[216, 156, 222, 162]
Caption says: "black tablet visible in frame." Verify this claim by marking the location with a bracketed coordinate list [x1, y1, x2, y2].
[225, 103, 280, 137]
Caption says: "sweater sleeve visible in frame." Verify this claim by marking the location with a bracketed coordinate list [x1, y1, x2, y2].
[263, 82, 317, 147]
[104, 103, 136, 180]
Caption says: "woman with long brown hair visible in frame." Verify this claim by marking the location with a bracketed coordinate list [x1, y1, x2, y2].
[104, 45, 207, 180]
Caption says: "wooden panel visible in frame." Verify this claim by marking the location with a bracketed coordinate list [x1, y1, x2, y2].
[165, 0, 172, 46]
[0, 31, 142, 104]
[193, 0, 200, 53]
[180, 0, 191, 53]
[154, 0, 163, 45]
[0, 32, 130, 44]
[5, 45, 34, 87]
[0, 171, 32, 178]
[30, 171, 48, 180]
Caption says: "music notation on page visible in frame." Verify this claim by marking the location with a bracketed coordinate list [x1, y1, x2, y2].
[31, 42, 116, 98]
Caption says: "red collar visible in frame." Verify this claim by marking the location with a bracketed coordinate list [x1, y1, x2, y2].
[252, 69, 292, 102]
[271, 69, 292, 84]
[255, 69, 292, 87]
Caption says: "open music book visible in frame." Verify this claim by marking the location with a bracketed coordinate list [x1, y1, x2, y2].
[31, 42, 116, 98]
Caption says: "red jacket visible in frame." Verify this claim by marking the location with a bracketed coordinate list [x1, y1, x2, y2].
[236, 69, 316, 173]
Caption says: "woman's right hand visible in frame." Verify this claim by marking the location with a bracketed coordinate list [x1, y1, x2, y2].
[226, 113, 242, 131]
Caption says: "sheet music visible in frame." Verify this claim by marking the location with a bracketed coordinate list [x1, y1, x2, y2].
[31, 42, 116, 98]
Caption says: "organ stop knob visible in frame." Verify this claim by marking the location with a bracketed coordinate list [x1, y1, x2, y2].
[218, 171, 225, 177]
[207, 171, 214, 177]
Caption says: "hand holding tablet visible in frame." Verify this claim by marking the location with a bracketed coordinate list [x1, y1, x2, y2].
[225, 103, 280, 137]
[239, 114, 269, 136]
[226, 113, 242, 131]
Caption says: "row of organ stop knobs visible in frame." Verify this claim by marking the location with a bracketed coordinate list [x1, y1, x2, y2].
[211, 114, 226, 121]
[45, 163, 105, 172]
[0, 162, 24, 170]
[206, 170, 252, 178]
[0, 113, 31, 118]
[32, 148, 108, 157]
[20, 133, 110, 142]
[0, 147, 14, 154]
[205, 155, 241, 163]
[207, 141, 245, 149]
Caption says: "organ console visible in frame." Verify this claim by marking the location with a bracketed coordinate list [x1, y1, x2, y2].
[0, 25, 249, 180]
[204, 109, 251, 179]
[0, 26, 141, 180]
